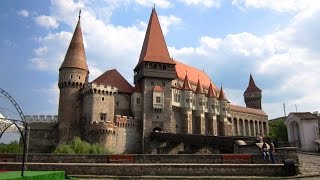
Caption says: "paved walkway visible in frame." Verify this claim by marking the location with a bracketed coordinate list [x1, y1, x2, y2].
[296, 152, 320, 177]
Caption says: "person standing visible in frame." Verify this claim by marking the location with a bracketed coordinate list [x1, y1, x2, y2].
[269, 142, 275, 163]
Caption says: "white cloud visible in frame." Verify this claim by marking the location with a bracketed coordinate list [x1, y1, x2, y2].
[136, 0, 172, 9]
[179, 0, 221, 8]
[35, 15, 59, 29]
[159, 15, 182, 35]
[18, 9, 29, 17]
[29, 31, 72, 71]
[232, 0, 319, 12]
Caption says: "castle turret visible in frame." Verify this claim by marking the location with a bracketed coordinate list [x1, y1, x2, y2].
[218, 86, 232, 136]
[58, 12, 89, 144]
[244, 74, 262, 110]
[134, 7, 176, 153]
[181, 73, 193, 134]
[206, 83, 218, 135]
[194, 78, 205, 134]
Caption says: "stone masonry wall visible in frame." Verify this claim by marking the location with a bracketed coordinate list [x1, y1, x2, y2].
[28, 122, 59, 153]
[0, 162, 285, 176]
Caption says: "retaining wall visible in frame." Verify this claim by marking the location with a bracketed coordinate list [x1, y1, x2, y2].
[0, 162, 286, 176]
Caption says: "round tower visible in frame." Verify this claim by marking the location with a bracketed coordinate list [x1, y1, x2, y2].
[58, 12, 89, 144]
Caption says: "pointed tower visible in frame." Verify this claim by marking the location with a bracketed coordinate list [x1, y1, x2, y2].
[194, 78, 205, 134]
[134, 8, 176, 153]
[181, 73, 193, 134]
[207, 83, 218, 136]
[218, 86, 232, 136]
[244, 74, 262, 109]
[58, 12, 89, 144]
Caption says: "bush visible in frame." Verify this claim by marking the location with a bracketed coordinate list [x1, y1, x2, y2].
[53, 137, 111, 154]
[0, 141, 22, 153]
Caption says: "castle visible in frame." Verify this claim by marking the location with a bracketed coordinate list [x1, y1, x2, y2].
[26, 8, 268, 153]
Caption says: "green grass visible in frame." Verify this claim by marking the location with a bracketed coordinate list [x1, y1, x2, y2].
[0, 171, 74, 180]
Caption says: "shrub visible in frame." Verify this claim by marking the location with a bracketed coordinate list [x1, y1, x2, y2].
[53, 136, 111, 154]
[0, 141, 22, 153]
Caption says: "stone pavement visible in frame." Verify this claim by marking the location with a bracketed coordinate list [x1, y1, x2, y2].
[294, 152, 320, 178]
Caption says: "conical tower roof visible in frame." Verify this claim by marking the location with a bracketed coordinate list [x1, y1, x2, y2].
[181, 73, 192, 91]
[244, 74, 261, 93]
[59, 15, 89, 72]
[195, 78, 204, 94]
[207, 83, 217, 97]
[218, 86, 227, 101]
[135, 8, 175, 70]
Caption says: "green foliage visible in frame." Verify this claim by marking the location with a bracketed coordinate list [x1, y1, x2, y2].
[53, 136, 111, 154]
[0, 141, 22, 153]
[269, 118, 288, 141]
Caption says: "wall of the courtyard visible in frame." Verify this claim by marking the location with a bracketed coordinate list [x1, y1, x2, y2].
[27, 122, 59, 153]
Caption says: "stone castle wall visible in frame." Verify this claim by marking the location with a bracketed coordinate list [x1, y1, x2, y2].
[89, 115, 141, 154]
[27, 119, 59, 153]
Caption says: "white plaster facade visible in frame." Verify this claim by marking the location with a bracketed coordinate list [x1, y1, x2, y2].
[286, 112, 319, 151]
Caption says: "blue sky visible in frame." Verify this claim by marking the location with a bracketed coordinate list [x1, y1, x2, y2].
[1, 0, 320, 120]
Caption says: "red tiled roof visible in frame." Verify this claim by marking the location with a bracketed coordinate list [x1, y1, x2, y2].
[174, 60, 218, 92]
[195, 79, 204, 94]
[218, 86, 227, 100]
[135, 8, 175, 69]
[207, 83, 217, 97]
[230, 104, 267, 116]
[153, 85, 164, 92]
[244, 74, 261, 93]
[181, 73, 192, 90]
[60, 19, 89, 72]
[93, 69, 133, 94]
[291, 112, 320, 120]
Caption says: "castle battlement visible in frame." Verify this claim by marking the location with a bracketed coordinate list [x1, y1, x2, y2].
[115, 115, 138, 128]
[81, 82, 118, 97]
[25, 115, 58, 123]
[89, 121, 116, 134]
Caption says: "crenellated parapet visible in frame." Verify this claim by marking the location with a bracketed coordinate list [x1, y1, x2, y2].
[81, 82, 118, 98]
[25, 115, 58, 123]
[89, 121, 116, 134]
[115, 115, 138, 128]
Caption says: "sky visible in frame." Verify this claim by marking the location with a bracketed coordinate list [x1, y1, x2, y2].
[0, 0, 320, 121]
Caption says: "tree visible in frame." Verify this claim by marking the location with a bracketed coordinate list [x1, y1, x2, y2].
[53, 136, 111, 154]
[269, 118, 288, 142]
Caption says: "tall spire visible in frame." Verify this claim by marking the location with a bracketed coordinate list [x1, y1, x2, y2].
[207, 83, 216, 97]
[181, 73, 192, 90]
[218, 86, 227, 100]
[195, 78, 204, 94]
[135, 8, 175, 69]
[59, 11, 89, 72]
[244, 74, 261, 93]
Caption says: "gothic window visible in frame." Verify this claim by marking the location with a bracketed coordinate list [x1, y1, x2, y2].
[174, 93, 180, 103]
[156, 96, 161, 103]
[136, 98, 141, 104]
[102, 97, 104, 101]
[100, 113, 107, 121]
